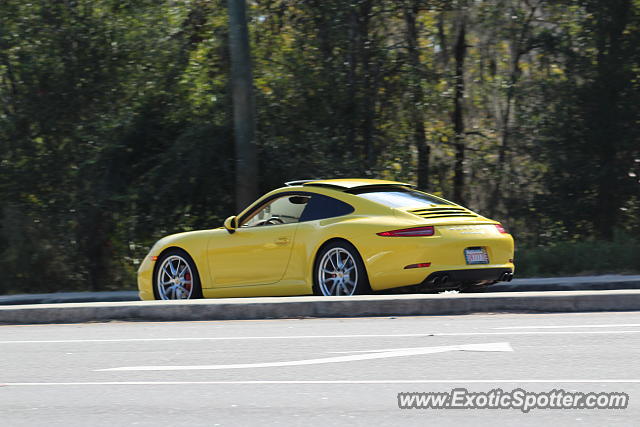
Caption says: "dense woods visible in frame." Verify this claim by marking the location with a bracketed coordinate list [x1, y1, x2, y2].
[1, 0, 639, 293]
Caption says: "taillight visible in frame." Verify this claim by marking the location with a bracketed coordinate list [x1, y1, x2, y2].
[404, 262, 431, 269]
[495, 224, 508, 234]
[377, 226, 435, 237]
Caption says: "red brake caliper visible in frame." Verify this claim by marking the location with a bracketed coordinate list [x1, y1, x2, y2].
[184, 272, 192, 290]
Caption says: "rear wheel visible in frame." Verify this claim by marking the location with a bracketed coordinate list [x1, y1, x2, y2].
[154, 250, 202, 300]
[314, 241, 369, 296]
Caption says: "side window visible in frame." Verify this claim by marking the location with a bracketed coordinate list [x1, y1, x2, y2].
[299, 194, 354, 222]
[241, 195, 310, 227]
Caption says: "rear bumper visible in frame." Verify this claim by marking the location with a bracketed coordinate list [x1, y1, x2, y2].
[357, 224, 515, 291]
[422, 268, 513, 285]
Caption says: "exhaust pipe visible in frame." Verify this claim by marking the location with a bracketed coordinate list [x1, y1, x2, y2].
[432, 276, 442, 286]
[499, 272, 514, 282]
[441, 275, 449, 284]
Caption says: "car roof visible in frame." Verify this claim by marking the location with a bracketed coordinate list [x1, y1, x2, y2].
[285, 178, 414, 189]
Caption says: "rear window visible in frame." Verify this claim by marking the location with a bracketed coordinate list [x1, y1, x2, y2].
[299, 194, 354, 221]
[352, 188, 453, 208]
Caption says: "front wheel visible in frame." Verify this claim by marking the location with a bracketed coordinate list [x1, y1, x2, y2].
[154, 249, 203, 300]
[313, 241, 369, 296]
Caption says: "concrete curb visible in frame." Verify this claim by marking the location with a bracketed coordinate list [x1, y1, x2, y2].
[3, 275, 639, 306]
[1, 290, 640, 324]
[0, 291, 139, 305]
[486, 275, 640, 292]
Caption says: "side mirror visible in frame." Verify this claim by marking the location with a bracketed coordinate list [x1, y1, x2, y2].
[223, 215, 238, 234]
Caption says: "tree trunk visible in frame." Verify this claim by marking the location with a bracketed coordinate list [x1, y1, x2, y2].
[490, 1, 537, 216]
[591, 0, 631, 240]
[359, 1, 376, 171]
[228, 0, 258, 212]
[345, 8, 358, 160]
[452, 13, 467, 204]
[404, 0, 430, 189]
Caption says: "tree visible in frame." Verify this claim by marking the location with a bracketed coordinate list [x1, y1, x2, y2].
[228, 0, 259, 212]
[403, 0, 431, 190]
[452, 4, 468, 204]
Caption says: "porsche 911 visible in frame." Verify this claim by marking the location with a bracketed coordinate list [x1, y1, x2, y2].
[137, 179, 514, 299]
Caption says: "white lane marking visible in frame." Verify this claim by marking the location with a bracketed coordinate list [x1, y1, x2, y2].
[4, 379, 640, 386]
[96, 342, 513, 372]
[0, 334, 429, 344]
[325, 345, 478, 354]
[3, 330, 640, 344]
[493, 323, 640, 330]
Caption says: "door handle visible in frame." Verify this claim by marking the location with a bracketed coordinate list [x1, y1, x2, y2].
[275, 237, 290, 245]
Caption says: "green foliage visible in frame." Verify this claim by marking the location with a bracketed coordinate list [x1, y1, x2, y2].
[516, 233, 640, 278]
[0, 0, 639, 294]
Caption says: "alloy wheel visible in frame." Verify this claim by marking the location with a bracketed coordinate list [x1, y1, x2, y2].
[317, 247, 358, 296]
[156, 255, 194, 300]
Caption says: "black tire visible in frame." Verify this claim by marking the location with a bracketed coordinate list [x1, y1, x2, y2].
[313, 241, 370, 296]
[153, 249, 203, 300]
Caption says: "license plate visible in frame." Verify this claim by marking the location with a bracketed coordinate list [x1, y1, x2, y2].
[464, 247, 489, 264]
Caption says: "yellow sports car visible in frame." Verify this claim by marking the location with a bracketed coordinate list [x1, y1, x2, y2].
[137, 179, 514, 300]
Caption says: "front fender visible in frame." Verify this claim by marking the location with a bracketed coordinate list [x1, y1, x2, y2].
[137, 229, 218, 300]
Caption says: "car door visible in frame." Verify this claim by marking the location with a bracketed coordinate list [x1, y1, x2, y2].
[207, 193, 310, 287]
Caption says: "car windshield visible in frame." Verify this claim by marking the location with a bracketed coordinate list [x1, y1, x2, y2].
[241, 195, 309, 227]
[352, 188, 453, 209]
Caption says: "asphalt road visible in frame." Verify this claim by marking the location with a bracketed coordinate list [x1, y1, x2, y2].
[2, 312, 640, 426]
